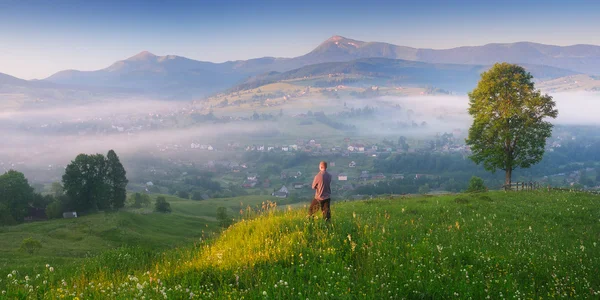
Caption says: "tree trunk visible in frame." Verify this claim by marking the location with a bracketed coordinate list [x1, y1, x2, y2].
[505, 167, 512, 187]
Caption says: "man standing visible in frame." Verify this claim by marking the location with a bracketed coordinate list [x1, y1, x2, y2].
[309, 161, 332, 221]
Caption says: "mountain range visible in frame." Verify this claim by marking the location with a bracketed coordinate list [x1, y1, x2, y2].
[3, 35, 600, 99]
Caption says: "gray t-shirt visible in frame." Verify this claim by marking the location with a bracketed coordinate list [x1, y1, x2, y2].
[312, 170, 332, 200]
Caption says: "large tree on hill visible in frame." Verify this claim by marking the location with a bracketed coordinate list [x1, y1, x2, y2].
[106, 150, 128, 209]
[63, 153, 109, 211]
[0, 170, 35, 224]
[466, 63, 558, 186]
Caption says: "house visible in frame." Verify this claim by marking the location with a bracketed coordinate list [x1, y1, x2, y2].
[267, 146, 274, 151]
[294, 183, 304, 189]
[359, 171, 370, 181]
[391, 174, 405, 180]
[207, 145, 214, 151]
[372, 173, 386, 180]
[247, 173, 258, 181]
[349, 161, 356, 168]
[272, 185, 289, 198]
[280, 171, 288, 179]
[63, 212, 78, 219]
[347, 146, 355, 152]
[294, 171, 302, 178]
[338, 173, 348, 181]
[282, 146, 289, 152]
[242, 181, 257, 188]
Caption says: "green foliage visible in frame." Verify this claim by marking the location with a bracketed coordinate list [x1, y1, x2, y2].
[62, 150, 128, 212]
[466, 176, 487, 193]
[45, 200, 63, 219]
[466, 63, 558, 185]
[177, 190, 190, 199]
[19, 237, 42, 254]
[0, 170, 35, 224]
[154, 196, 171, 213]
[50, 182, 64, 197]
[106, 150, 128, 209]
[131, 193, 151, 208]
[216, 207, 232, 228]
[418, 183, 430, 194]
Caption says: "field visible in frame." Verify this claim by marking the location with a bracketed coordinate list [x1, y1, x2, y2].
[2, 190, 599, 298]
[0, 194, 277, 275]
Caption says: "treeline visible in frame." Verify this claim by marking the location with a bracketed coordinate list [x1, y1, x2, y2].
[0, 150, 128, 225]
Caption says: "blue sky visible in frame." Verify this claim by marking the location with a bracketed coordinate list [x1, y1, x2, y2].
[1, 0, 599, 79]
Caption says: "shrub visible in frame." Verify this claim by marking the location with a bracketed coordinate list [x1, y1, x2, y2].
[466, 176, 487, 193]
[216, 207, 232, 228]
[20, 237, 42, 254]
[418, 184, 430, 194]
[154, 197, 171, 213]
[177, 191, 190, 199]
[45, 200, 63, 219]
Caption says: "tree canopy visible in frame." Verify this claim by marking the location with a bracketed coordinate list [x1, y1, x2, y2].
[0, 170, 35, 224]
[62, 150, 128, 212]
[466, 63, 558, 185]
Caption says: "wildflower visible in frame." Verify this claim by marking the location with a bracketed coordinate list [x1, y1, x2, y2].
[263, 291, 267, 295]
[7, 274, 12, 279]
[49, 267, 54, 272]
[46, 264, 50, 268]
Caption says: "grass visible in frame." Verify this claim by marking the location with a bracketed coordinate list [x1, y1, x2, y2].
[2, 190, 599, 298]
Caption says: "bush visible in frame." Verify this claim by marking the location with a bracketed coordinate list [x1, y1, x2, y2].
[45, 200, 63, 219]
[216, 207, 232, 228]
[20, 237, 42, 254]
[131, 193, 151, 208]
[154, 196, 171, 213]
[466, 176, 487, 193]
[418, 184, 430, 194]
[177, 191, 190, 199]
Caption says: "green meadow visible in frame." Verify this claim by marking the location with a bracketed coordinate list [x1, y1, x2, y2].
[1, 191, 599, 299]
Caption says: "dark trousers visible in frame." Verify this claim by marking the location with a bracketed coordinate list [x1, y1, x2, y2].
[309, 198, 331, 221]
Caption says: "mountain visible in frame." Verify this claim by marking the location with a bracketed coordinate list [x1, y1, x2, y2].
[40, 36, 600, 99]
[229, 58, 578, 93]
[45, 51, 251, 98]
[299, 36, 600, 75]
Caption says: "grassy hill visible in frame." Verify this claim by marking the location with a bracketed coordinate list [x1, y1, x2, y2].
[0, 194, 277, 274]
[2, 191, 600, 298]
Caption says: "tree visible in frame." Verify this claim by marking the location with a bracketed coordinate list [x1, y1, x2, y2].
[50, 182, 64, 198]
[465, 176, 486, 193]
[106, 150, 128, 209]
[131, 193, 151, 208]
[45, 200, 63, 219]
[62, 153, 109, 212]
[0, 170, 35, 224]
[62, 151, 129, 212]
[154, 196, 171, 213]
[466, 63, 558, 186]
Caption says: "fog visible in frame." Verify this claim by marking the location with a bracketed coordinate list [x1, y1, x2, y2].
[1, 92, 598, 182]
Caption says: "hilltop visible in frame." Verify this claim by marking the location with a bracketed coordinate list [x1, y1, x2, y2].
[2, 190, 599, 298]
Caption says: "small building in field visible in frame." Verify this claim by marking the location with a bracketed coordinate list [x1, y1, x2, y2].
[63, 212, 78, 219]
[338, 173, 348, 181]
[294, 183, 304, 189]
[349, 161, 356, 168]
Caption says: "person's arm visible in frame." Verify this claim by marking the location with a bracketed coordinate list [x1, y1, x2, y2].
[312, 174, 319, 189]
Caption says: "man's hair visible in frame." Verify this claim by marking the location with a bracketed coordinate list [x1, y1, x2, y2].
[320, 161, 327, 169]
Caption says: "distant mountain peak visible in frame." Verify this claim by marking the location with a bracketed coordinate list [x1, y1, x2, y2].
[127, 51, 157, 61]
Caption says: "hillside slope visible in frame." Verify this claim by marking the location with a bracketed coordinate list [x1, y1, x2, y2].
[4, 191, 599, 299]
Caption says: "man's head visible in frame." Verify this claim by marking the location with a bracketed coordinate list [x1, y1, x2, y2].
[319, 161, 327, 171]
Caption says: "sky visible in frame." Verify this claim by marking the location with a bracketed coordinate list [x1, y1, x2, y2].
[1, 0, 599, 80]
